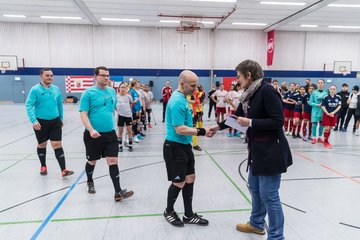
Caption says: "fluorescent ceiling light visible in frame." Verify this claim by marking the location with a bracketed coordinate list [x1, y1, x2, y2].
[300, 24, 318, 28]
[232, 22, 267, 26]
[101, 18, 140, 22]
[160, 20, 180, 23]
[3, 14, 26, 18]
[328, 25, 360, 29]
[260, 1, 306, 6]
[197, 21, 214, 24]
[328, 4, 360, 8]
[191, 0, 236, 2]
[40, 16, 82, 20]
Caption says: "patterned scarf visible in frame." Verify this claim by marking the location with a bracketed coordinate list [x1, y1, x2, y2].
[239, 78, 263, 116]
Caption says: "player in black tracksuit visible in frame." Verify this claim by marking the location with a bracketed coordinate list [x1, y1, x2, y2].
[334, 83, 350, 131]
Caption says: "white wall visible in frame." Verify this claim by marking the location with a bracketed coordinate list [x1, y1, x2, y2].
[0, 22, 359, 71]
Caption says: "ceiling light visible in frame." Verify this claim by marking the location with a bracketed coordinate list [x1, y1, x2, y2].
[40, 16, 82, 20]
[197, 21, 215, 24]
[260, 1, 306, 6]
[191, 0, 236, 2]
[328, 4, 360, 8]
[328, 25, 360, 29]
[3, 14, 26, 18]
[160, 20, 180, 23]
[300, 24, 318, 28]
[232, 22, 267, 26]
[101, 18, 140, 22]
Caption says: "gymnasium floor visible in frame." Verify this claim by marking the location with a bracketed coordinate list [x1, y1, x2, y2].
[0, 103, 359, 240]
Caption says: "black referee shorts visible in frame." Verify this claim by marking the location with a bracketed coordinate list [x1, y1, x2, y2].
[83, 130, 118, 161]
[34, 117, 62, 144]
[163, 140, 195, 183]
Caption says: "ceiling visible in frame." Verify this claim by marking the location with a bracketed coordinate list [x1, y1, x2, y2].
[0, 0, 360, 32]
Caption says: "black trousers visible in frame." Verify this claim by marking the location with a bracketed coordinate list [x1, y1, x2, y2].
[344, 108, 356, 130]
[336, 107, 348, 129]
[208, 101, 217, 119]
[162, 101, 168, 121]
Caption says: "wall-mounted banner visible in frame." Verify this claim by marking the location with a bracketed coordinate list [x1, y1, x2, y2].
[222, 77, 238, 91]
[65, 76, 94, 93]
[267, 30, 275, 66]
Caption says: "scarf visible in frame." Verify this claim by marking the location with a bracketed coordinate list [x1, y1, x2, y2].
[239, 78, 263, 116]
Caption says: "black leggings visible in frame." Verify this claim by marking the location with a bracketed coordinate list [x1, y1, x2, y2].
[344, 108, 356, 130]
[208, 101, 217, 118]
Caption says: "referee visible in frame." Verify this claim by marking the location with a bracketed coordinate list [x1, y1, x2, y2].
[163, 70, 214, 227]
[80, 66, 134, 201]
[26, 68, 73, 177]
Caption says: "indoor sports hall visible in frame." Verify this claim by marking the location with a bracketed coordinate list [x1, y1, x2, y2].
[0, 1, 360, 240]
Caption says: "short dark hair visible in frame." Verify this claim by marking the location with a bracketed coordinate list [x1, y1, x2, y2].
[40, 68, 52, 75]
[342, 83, 348, 87]
[235, 60, 264, 80]
[318, 79, 325, 83]
[273, 79, 278, 83]
[94, 66, 109, 75]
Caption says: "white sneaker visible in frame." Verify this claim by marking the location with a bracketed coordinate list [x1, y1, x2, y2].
[240, 133, 245, 139]
[133, 136, 140, 143]
[356, 130, 360, 136]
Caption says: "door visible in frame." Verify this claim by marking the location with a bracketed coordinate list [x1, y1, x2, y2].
[12, 81, 25, 103]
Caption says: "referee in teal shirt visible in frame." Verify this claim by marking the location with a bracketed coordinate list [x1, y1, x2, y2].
[80, 66, 134, 202]
[25, 68, 73, 177]
[163, 70, 215, 227]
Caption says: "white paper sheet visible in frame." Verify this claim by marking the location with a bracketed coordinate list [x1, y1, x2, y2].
[225, 115, 248, 133]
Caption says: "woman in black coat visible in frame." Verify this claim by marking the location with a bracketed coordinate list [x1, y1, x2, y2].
[211, 60, 292, 240]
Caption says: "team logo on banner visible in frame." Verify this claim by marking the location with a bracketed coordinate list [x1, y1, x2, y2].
[267, 30, 275, 66]
[65, 76, 94, 93]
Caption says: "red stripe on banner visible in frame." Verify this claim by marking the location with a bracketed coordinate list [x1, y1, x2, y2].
[71, 88, 86, 90]
[83, 84, 93, 86]
[68, 76, 93, 79]
[267, 30, 275, 66]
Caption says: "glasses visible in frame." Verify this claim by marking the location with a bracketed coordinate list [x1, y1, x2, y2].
[97, 74, 110, 78]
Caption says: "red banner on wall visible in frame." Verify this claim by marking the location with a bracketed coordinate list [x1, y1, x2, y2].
[267, 30, 275, 66]
[222, 77, 238, 91]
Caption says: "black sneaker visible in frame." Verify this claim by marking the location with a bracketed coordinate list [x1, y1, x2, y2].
[296, 134, 301, 138]
[164, 210, 184, 227]
[87, 182, 96, 194]
[193, 145, 202, 151]
[334, 127, 338, 131]
[140, 133, 146, 137]
[128, 145, 133, 152]
[119, 145, 123, 152]
[292, 133, 297, 138]
[183, 213, 209, 226]
[114, 189, 134, 202]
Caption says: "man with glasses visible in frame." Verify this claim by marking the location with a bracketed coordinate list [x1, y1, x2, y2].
[26, 68, 74, 177]
[80, 66, 134, 201]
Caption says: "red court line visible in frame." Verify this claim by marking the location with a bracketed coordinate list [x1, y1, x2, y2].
[294, 151, 360, 185]
[293, 151, 315, 163]
[320, 164, 360, 185]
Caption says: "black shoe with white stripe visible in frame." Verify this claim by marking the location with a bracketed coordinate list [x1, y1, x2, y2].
[183, 213, 209, 226]
[164, 210, 184, 227]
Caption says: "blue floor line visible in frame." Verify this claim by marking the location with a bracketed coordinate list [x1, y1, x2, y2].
[30, 170, 85, 240]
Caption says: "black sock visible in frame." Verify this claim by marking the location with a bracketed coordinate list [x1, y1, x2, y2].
[182, 183, 194, 217]
[54, 148, 66, 171]
[37, 147, 46, 167]
[109, 164, 121, 193]
[166, 184, 182, 213]
[129, 138, 133, 145]
[118, 138, 122, 145]
[85, 162, 95, 183]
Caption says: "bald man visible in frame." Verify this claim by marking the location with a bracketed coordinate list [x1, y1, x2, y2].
[163, 70, 214, 227]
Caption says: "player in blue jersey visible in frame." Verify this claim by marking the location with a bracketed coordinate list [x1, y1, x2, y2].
[292, 86, 305, 138]
[80, 66, 134, 201]
[26, 68, 74, 177]
[301, 85, 314, 141]
[282, 83, 297, 135]
[321, 85, 341, 148]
